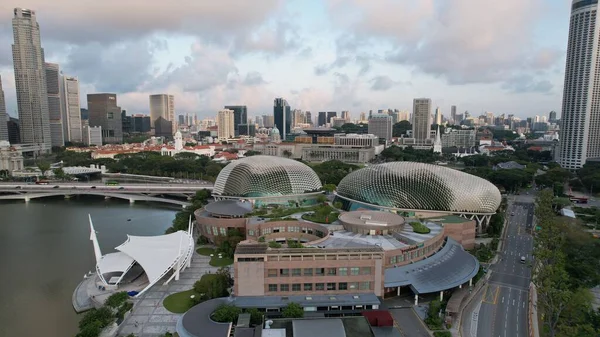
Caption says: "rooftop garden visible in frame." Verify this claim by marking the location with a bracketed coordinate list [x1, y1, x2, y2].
[196, 247, 234, 267]
[409, 221, 431, 234]
[163, 268, 232, 314]
[301, 204, 339, 224]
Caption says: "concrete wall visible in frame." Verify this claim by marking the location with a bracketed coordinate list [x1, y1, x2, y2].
[443, 220, 476, 250]
[235, 261, 265, 296]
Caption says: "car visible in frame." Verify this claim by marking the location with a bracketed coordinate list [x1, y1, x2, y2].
[53, 185, 59, 188]
[520, 256, 526, 264]
[511, 213, 515, 216]
[118, 187, 124, 190]
[91, 186, 96, 189]
[15, 186, 21, 189]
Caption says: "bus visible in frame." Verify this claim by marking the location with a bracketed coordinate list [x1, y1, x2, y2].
[36, 180, 50, 185]
[105, 181, 120, 186]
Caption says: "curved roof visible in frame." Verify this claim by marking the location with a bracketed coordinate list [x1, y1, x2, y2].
[338, 210, 405, 228]
[204, 200, 253, 217]
[213, 155, 322, 197]
[336, 162, 501, 214]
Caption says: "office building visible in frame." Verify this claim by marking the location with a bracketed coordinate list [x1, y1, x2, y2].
[368, 114, 393, 141]
[451, 105, 457, 123]
[149, 94, 175, 133]
[273, 98, 291, 139]
[82, 124, 102, 146]
[12, 8, 52, 151]
[262, 115, 274, 128]
[178, 114, 185, 126]
[45, 63, 64, 147]
[318, 111, 327, 126]
[154, 116, 173, 140]
[60, 76, 83, 143]
[305, 111, 312, 125]
[131, 114, 151, 133]
[7, 117, 20, 144]
[237, 124, 256, 137]
[87, 93, 123, 144]
[327, 111, 337, 124]
[441, 129, 477, 148]
[434, 107, 442, 125]
[224, 105, 247, 136]
[559, 0, 600, 168]
[412, 98, 432, 142]
[217, 109, 235, 139]
[121, 110, 132, 134]
[549, 111, 557, 123]
[341, 110, 350, 121]
[0, 76, 8, 142]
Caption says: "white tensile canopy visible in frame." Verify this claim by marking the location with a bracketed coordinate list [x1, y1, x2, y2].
[90, 215, 194, 297]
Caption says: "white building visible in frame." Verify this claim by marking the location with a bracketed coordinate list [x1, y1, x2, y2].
[368, 114, 393, 141]
[434, 107, 442, 125]
[83, 125, 102, 146]
[413, 98, 432, 142]
[149, 94, 175, 133]
[160, 131, 215, 157]
[60, 76, 83, 143]
[217, 109, 235, 140]
[0, 141, 24, 174]
[559, 0, 600, 169]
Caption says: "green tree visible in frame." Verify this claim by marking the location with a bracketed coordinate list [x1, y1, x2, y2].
[36, 160, 51, 176]
[245, 308, 264, 326]
[78, 306, 114, 330]
[392, 120, 411, 137]
[282, 302, 304, 318]
[282, 150, 292, 158]
[244, 150, 261, 156]
[322, 184, 337, 193]
[212, 304, 242, 323]
[105, 291, 128, 308]
[53, 167, 66, 180]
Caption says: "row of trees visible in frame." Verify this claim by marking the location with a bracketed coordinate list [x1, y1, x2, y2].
[165, 189, 211, 234]
[533, 190, 600, 336]
[76, 292, 132, 337]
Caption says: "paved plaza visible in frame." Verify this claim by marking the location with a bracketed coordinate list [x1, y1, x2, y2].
[117, 249, 226, 337]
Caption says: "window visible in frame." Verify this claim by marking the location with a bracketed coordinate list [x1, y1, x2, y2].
[360, 282, 371, 290]
[339, 282, 348, 290]
[316, 283, 325, 291]
[327, 268, 337, 276]
[268, 284, 277, 292]
[303, 268, 313, 276]
[349, 282, 358, 290]
[292, 268, 301, 276]
[267, 269, 277, 277]
[339, 267, 347, 276]
[219, 227, 227, 235]
[304, 283, 313, 291]
[350, 267, 359, 276]
[360, 267, 371, 275]
[292, 284, 301, 291]
[327, 283, 336, 291]
[315, 268, 325, 276]
[280, 284, 290, 292]
[280, 269, 289, 277]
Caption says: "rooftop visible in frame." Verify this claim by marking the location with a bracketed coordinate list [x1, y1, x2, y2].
[204, 200, 253, 217]
[268, 316, 376, 337]
[339, 211, 405, 228]
[231, 293, 380, 309]
[235, 243, 385, 255]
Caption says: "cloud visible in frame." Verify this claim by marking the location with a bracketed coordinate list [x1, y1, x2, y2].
[501, 75, 553, 94]
[314, 35, 373, 76]
[369, 75, 396, 91]
[242, 72, 267, 86]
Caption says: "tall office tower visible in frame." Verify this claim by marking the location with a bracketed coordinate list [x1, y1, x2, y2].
[178, 115, 185, 126]
[305, 111, 312, 125]
[87, 93, 123, 144]
[12, 8, 51, 151]
[224, 105, 247, 136]
[359, 112, 366, 122]
[326, 111, 337, 124]
[434, 107, 442, 125]
[255, 115, 263, 127]
[558, 0, 600, 169]
[0, 76, 8, 142]
[273, 98, 291, 139]
[549, 110, 557, 123]
[412, 98, 432, 141]
[262, 115, 274, 128]
[534, 115, 541, 123]
[60, 76, 82, 143]
[217, 109, 235, 139]
[368, 114, 393, 141]
[318, 112, 327, 126]
[149, 94, 175, 133]
[45, 63, 64, 147]
[391, 110, 400, 124]
[341, 110, 350, 121]
[293, 109, 304, 126]
[451, 105, 457, 124]
[398, 110, 410, 122]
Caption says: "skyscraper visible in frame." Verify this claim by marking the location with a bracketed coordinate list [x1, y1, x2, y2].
[217, 109, 235, 139]
[412, 98, 432, 142]
[87, 93, 123, 144]
[451, 105, 457, 124]
[45, 63, 64, 147]
[305, 111, 312, 125]
[12, 8, 51, 151]
[326, 111, 337, 124]
[559, 0, 600, 169]
[368, 114, 393, 142]
[317, 112, 326, 126]
[149, 94, 175, 133]
[0, 76, 8, 142]
[434, 107, 442, 125]
[224, 105, 247, 136]
[60, 76, 82, 143]
[549, 110, 557, 123]
[273, 98, 291, 139]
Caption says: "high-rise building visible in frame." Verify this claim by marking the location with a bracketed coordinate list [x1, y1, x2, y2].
[359, 112, 367, 122]
[549, 110, 557, 123]
[154, 116, 173, 140]
[131, 114, 151, 133]
[149, 94, 175, 133]
[0, 76, 8, 142]
[451, 105, 457, 124]
[326, 111, 337, 124]
[82, 124, 102, 146]
[559, 0, 600, 168]
[273, 98, 291, 139]
[262, 115, 274, 128]
[305, 111, 312, 125]
[341, 110, 350, 121]
[224, 105, 247, 136]
[7, 117, 20, 144]
[318, 112, 327, 126]
[412, 98, 432, 141]
[87, 93, 123, 144]
[217, 109, 235, 139]
[12, 8, 51, 151]
[60, 76, 82, 143]
[255, 115, 263, 127]
[434, 107, 442, 125]
[45, 63, 64, 147]
[293, 109, 304, 127]
[368, 114, 393, 142]
[178, 114, 185, 126]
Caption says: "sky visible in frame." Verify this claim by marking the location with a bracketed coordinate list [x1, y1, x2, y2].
[0, 0, 572, 121]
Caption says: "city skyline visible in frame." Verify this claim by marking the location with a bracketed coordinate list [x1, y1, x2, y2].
[0, 0, 570, 120]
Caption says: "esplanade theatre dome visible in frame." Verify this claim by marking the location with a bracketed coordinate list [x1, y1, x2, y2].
[336, 162, 501, 214]
[213, 155, 322, 198]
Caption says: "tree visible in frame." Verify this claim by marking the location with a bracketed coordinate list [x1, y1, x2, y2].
[392, 120, 411, 137]
[105, 291, 128, 308]
[53, 167, 66, 180]
[245, 150, 261, 156]
[212, 304, 242, 323]
[282, 303, 304, 318]
[282, 149, 292, 158]
[316, 194, 327, 203]
[245, 308, 264, 326]
[322, 184, 336, 193]
[36, 160, 51, 176]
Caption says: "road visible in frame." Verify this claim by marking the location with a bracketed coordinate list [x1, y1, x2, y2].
[463, 195, 534, 337]
[0, 182, 213, 192]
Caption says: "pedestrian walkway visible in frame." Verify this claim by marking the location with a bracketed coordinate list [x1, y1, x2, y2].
[117, 250, 227, 337]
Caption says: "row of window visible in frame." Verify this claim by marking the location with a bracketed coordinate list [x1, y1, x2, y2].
[268, 281, 372, 292]
[268, 267, 371, 277]
[389, 243, 440, 264]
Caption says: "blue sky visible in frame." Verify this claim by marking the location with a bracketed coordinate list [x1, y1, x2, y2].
[0, 0, 572, 120]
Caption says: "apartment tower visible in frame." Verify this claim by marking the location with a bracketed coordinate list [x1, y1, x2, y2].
[217, 109, 235, 140]
[559, 0, 600, 169]
[412, 98, 432, 142]
[12, 8, 51, 151]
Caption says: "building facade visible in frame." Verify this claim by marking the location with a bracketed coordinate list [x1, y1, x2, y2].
[149, 94, 175, 133]
[412, 98, 432, 142]
[224, 105, 247, 137]
[217, 109, 235, 140]
[82, 124, 102, 146]
[368, 114, 392, 141]
[559, 0, 600, 169]
[0, 76, 8, 142]
[12, 8, 52, 151]
[0, 141, 24, 174]
[45, 63, 64, 147]
[273, 98, 291, 139]
[87, 93, 123, 144]
[441, 129, 477, 148]
[60, 76, 83, 143]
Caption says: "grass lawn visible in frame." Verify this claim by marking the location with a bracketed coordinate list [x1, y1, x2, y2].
[301, 211, 339, 224]
[163, 274, 218, 313]
[196, 247, 234, 267]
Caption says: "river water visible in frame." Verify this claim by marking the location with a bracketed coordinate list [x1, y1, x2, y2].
[0, 197, 178, 337]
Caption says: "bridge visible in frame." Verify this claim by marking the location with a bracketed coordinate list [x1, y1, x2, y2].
[0, 183, 214, 207]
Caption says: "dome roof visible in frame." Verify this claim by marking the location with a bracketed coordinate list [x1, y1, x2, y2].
[271, 126, 280, 134]
[336, 162, 501, 214]
[213, 155, 322, 197]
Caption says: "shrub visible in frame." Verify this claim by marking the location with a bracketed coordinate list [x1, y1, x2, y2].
[258, 236, 265, 242]
[78, 306, 114, 330]
[105, 291, 128, 309]
[282, 303, 304, 318]
[116, 301, 133, 320]
[245, 308, 264, 326]
[197, 236, 209, 245]
[433, 332, 452, 337]
[212, 304, 242, 323]
[409, 222, 431, 234]
[269, 241, 282, 248]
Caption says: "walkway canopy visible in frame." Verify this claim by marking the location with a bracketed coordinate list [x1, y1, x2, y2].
[384, 238, 479, 294]
[90, 215, 194, 297]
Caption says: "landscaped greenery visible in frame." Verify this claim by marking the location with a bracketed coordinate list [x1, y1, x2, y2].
[164, 270, 233, 314]
[425, 299, 444, 330]
[301, 204, 339, 224]
[470, 242, 495, 263]
[196, 247, 234, 266]
[433, 331, 452, 337]
[282, 303, 304, 318]
[163, 289, 205, 314]
[311, 160, 360, 185]
[165, 189, 212, 234]
[409, 221, 431, 234]
[76, 292, 134, 337]
[268, 241, 282, 248]
[212, 304, 242, 323]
